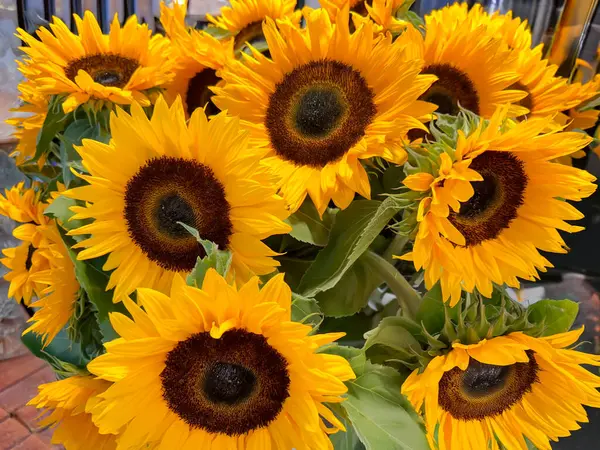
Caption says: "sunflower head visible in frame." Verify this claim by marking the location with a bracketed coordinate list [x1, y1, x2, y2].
[445, 5, 599, 121]
[65, 96, 290, 301]
[6, 81, 48, 167]
[24, 222, 80, 346]
[397, 107, 597, 305]
[403, 328, 600, 450]
[350, 0, 409, 34]
[1, 241, 50, 306]
[207, 0, 302, 52]
[87, 269, 354, 449]
[413, 3, 527, 119]
[0, 182, 54, 305]
[213, 7, 436, 214]
[319, 0, 399, 21]
[159, 0, 189, 39]
[0, 181, 47, 225]
[164, 26, 234, 117]
[28, 375, 117, 450]
[17, 11, 173, 112]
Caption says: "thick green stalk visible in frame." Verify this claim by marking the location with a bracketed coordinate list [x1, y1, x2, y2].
[383, 233, 409, 263]
[364, 250, 421, 319]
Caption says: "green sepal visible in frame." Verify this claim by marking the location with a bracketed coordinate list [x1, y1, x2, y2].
[179, 223, 233, 287]
[365, 284, 549, 371]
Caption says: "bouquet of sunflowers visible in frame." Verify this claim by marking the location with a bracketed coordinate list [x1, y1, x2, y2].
[3, 0, 600, 448]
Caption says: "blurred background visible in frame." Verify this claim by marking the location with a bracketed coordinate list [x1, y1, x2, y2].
[0, 1, 598, 448]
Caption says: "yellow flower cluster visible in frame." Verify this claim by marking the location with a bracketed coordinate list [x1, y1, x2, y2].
[2, 1, 600, 450]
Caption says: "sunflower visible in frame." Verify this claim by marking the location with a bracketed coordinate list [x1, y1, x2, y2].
[397, 107, 597, 305]
[28, 375, 117, 450]
[0, 182, 51, 305]
[24, 222, 79, 346]
[454, 5, 599, 121]
[159, 0, 188, 40]
[553, 78, 600, 165]
[87, 269, 355, 449]
[324, 0, 407, 31]
[505, 47, 599, 120]
[207, 0, 301, 52]
[161, 2, 234, 117]
[1, 243, 49, 306]
[5, 81, 48, 167]
[213, 7, 437, 214]
[65, 97, 290, 301]
[402, 328, 600, 450]
[16, 11, 173, 113]
[347, 0, 408, 34]
[408, 4, 526, 119]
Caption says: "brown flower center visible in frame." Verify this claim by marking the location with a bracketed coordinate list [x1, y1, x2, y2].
[64, 54, 139, 88]
[509, 81, 533, 120]
[351, 0, 369, 15]
[439, 350, 539, 420]
[25, 244, 35, 271]
[161, 329, 290, 435]
[123, 156, 232, 272]
[186, 69, 221, 117]
[448, 151, 527, 247]
[265, 59, 376, 168]
[420, 64, 480, 115]
[234, 21, 265, 51]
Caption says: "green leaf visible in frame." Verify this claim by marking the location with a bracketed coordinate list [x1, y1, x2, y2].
[287, 201, 333, 247]
[44, 195, 89, 230]
[61, 119, 95, 159]
[330, 415, 367, 450]
[35, 95, 69, 162]
[57, 227, 126, 338]
[321, 344, 367, 374]
[416, 283, 459, 334]
[363, 316, 422, 357]
[179, 223, 233, 287]
[527, 299, 579, 336]
[277, 256, 313, 291]
[382, 164, 406, 193]
[341, 361, 429, 450]
[22, 327, 89, 371]
[68, 292, 104, 359]
[298, 199, 400, 297]
[316, 254, 383, 317]
[59, 118, 108, 187]
[291, 293, 323, 331]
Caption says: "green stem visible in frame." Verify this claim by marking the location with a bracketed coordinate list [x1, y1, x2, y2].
[364, 250, 421, 319]
[383, 233, 409, 263]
